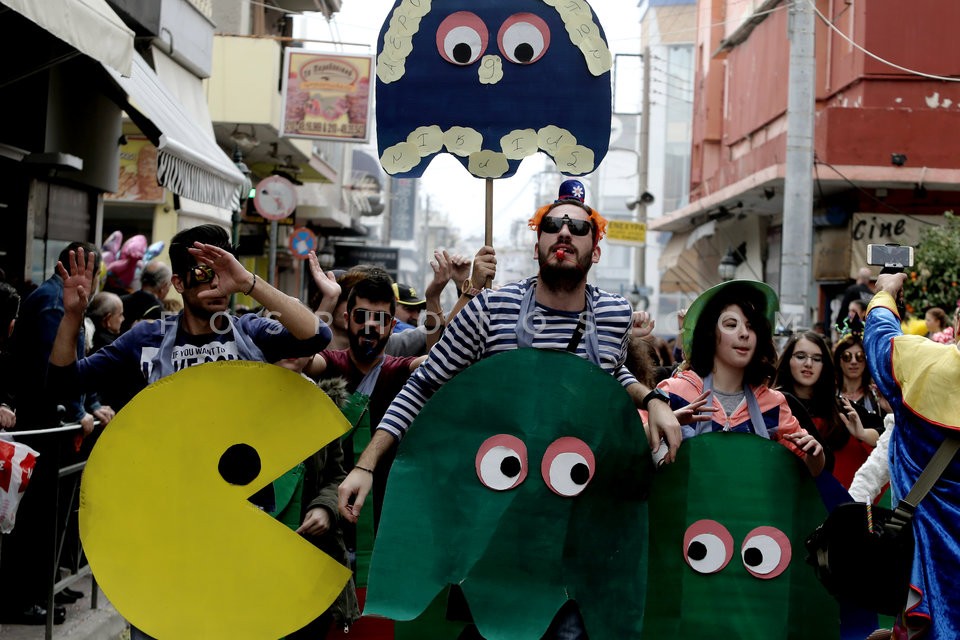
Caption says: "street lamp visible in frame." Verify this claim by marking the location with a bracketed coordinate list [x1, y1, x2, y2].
[718, 243, 747, 281]
[231, 145, 253, 246]
[626, 284, 642, 309]
[718, 253, 738, 281]
[317, 248, 335, 270]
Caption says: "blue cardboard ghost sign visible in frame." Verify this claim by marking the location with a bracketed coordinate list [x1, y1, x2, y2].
[375, 0, 613, 180]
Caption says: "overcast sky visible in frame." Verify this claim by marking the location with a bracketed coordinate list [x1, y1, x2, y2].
[295, 1, 643, 243]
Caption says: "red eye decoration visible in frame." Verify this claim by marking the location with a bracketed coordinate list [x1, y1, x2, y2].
[498, 13, 551, 64]
[683, 520, 734, 574]
[476, 434, 528, 491]
[540, 437, 595, 497]
[437, 12, 489, 66]
[741, 526, 792, 579]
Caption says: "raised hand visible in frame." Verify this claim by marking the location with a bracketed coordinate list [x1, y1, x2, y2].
[449, 253, 471, 286]
[307, 252, 341, 304]
[187, 242, 251, 299]
[425, 250, 454, 298]
[56, 247, 96, 317]
[631, 310, 655, 338]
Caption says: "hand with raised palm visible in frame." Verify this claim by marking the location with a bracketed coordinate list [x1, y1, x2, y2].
[188, 243, 252, 299]
[307, 252, 341, 304]
[56, 247, 96, 318]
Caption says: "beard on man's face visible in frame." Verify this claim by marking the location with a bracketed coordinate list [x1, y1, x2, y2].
[538, 243, 593, 291]
[348, 325, 389, 363]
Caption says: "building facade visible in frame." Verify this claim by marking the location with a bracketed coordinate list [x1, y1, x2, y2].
[651, 0, 960, 328]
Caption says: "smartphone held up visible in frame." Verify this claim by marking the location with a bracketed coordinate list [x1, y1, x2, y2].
[866, 243, 914, 273]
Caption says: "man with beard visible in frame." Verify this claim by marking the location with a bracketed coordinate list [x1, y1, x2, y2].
[305, 268, 426, 525]
[336, 180, 681, 640]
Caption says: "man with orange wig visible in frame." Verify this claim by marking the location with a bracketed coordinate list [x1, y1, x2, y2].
[338, 178, 680, 517]
[337, 179, 679, 637]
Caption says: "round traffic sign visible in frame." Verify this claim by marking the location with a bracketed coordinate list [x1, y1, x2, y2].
[253, 175, 297, 220]
[288, 227, 317, 260]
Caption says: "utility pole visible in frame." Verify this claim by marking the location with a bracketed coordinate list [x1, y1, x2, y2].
[780, 0, 816, 329]
[381, 177, 392, 244]
[636, 46, 651, 295]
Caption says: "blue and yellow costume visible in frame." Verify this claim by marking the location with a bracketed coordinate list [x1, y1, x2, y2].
[864, 291, 960, 639]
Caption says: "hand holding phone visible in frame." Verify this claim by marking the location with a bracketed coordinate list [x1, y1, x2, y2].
[866, 243, 914, 274]
[867, 243, 913, 316]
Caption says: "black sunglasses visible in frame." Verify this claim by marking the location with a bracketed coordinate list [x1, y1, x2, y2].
[539, 214, 593, 237]
[189, 264, 216, 285]
[351, 308, 393, 326]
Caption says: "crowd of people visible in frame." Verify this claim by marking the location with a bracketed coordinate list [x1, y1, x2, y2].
[0, 179, 956, 639]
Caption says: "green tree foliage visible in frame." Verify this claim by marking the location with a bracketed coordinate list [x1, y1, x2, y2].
[905, 211, 960, 315]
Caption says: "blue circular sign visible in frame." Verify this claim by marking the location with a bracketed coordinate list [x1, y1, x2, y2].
[288, 227, 317, 259]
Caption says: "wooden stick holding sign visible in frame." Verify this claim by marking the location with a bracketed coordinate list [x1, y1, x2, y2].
[485, 178, 494, 288]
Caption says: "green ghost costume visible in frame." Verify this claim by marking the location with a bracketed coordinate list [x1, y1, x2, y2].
[339, 359, 383, 587]
[365, 349, 652, 640]
[641, 432, 840, 639]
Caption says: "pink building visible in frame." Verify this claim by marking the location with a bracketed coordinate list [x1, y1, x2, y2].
[650, 0, 960, 326]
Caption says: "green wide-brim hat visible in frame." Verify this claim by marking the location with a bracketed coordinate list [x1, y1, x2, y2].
[682, 279, 779, 358]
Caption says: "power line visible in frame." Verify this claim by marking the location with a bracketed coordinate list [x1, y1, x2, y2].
[249, 0, 298, 14]
[814, 157, 907, 216]
[643, 2, 793, 46]
[651, 89, 692, 103]
[652, 78, 694, 97]
[813, 158, 942, 226]
[651, 63, 693, 88]
[809, 0, 960, 82]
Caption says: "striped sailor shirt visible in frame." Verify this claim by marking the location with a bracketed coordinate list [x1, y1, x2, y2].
[377, 278, 639, 440]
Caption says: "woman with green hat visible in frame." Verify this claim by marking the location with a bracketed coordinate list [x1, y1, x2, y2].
[655, 280, 825, 475]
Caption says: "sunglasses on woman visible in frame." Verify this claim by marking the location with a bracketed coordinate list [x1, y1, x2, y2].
[539, 214, 593, 236]
[351, 308, 393, 326]
[840, 351, 865, 363]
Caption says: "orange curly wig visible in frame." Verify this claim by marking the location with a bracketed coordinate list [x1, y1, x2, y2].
[527, 201, 608, 244]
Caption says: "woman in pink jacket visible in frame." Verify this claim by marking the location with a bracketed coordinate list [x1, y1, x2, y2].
[657, 280, 825, 476]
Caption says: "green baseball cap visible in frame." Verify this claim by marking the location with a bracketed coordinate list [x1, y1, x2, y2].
[681, 280, 779, 358]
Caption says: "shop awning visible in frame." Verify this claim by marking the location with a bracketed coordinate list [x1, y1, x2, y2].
[0, 0, 134, 76]
[103, 52, 245, 210]
[658, 222, 723, 294]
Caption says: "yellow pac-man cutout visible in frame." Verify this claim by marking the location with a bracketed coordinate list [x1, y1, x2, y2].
[80, 361, 351, 639]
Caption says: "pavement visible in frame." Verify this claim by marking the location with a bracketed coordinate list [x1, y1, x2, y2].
[0, 579, 128, 640]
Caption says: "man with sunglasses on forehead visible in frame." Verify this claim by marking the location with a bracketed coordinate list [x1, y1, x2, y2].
[337, 180, 681, 638]
[47, 224, 338, 419]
